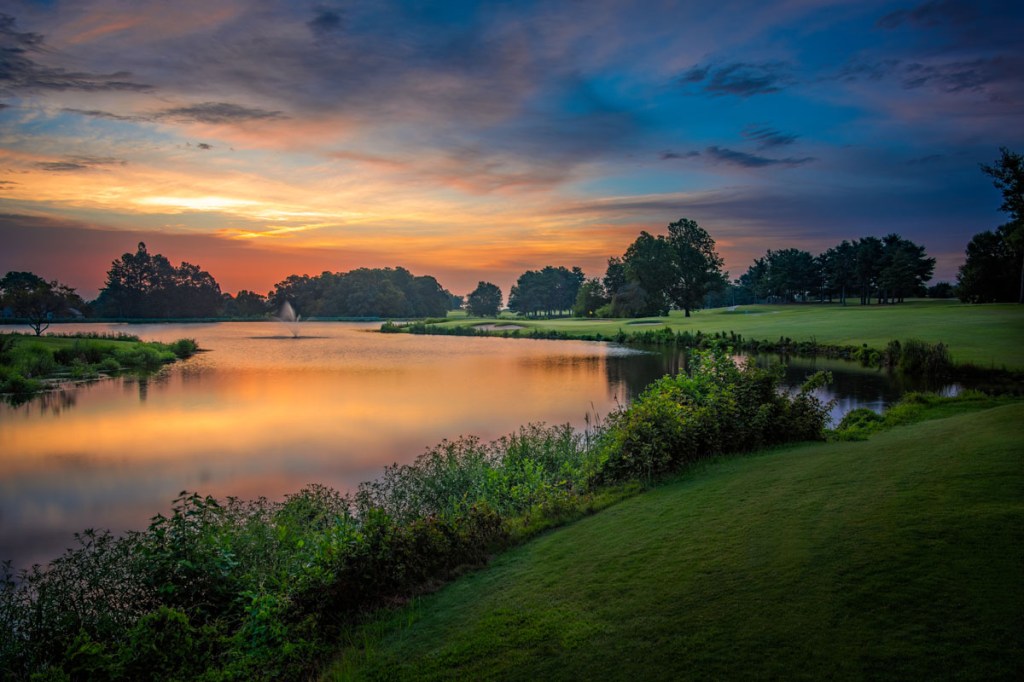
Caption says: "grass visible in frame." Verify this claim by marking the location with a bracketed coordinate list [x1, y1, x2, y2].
[429, 300, 1024, 370]
[0, 332, 198, 397]
[326, 401, 1024, 681]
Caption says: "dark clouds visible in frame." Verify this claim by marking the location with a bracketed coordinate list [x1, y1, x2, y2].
[681, 61, 794, 97]
[0, 13, 151, 94]
[155, 102, 285, 124]
[877, 0, 984, 31]
[703, 146, 814, 168]
[34, 156, 126, 171]
[308, 8, 343, 37]
[742, 127, 798, 149]
[660, 146, 813, 169]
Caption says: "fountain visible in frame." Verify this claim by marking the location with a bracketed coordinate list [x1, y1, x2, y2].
[275, 300, 302, 338]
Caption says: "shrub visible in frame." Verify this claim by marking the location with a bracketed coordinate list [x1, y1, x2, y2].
[596, 347, 831, 483]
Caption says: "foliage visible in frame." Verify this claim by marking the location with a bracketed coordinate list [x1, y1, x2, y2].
[329, 402, 1024, 681]
[93, 243, 223, 318]
[269, 267, 455, 319]
[960, 147, 1024, 304]
[0, 334, 196, 400]
[465, 281, 502, 317]
[607, 219, 727, 318]
[222, 289, 270, 318]
[957, 223, 1022, 303]
[1, 347, 832, 680]
[0, 271, 85, 335]
[508, 266, 585, 318]
[597, 347, 830, 481]
[572, 278, 610, 317]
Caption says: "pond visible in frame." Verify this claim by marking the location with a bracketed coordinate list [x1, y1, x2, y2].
[0, 322, 958, 571]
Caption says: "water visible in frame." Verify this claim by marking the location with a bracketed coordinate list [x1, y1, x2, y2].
[0, 322, 957, 570]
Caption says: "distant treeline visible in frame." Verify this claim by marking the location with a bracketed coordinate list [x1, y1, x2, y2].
[3, 146, 1022, 329]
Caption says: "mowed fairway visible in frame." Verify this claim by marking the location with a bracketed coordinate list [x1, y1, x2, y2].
[436, 301, 1024, 370]
[328, 404, 1024, 681]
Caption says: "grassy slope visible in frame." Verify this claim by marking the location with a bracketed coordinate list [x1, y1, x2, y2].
[328, 403, 1024, 681]
[437, 301, 1024, 370]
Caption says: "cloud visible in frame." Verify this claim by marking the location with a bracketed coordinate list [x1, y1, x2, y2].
[742, 126, 798, 149]
[308, 8, 343, 37]
[154, 102, 285, 124]
[660, 150, 701, 160]
[900, 56, 1020, 93]
[682, 61, 793, 97]
[34, 156, 126, 172]
[704, 146, 813, 168]
[0, 13, 152, 93]
[61, 108, 142, 121]
[876, 0, 980, 30]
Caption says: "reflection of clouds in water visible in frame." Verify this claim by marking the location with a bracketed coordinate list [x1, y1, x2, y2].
[0, 322, 629, 570]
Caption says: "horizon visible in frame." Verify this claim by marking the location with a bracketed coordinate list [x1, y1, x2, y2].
[2, 0, 1022, 298]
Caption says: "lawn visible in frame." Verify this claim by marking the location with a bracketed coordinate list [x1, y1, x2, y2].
[327, 402, 1024, 680]
[435, 300, 1024, 370]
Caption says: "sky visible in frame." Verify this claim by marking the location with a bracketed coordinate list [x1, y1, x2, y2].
[1, 0, 1022, 299]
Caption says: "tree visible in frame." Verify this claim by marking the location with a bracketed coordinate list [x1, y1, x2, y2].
[620, 232, 676, 316]
[877, 234, 934, 303]
[957, 224, 1021, 303]
[466, 282, 502, 317]
[980, 147, 1024, 303]
[222, 290, 269, 317]
[508, 266, 584, 317]
[818, 241, 856, 304]
[94, 243, 223, 318]
[665, 218, 727, 317]
[1, 271, 84, 335]
[572, 278, 609, 317]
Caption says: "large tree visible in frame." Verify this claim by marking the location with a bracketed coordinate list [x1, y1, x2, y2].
[508, 266, 584, 318]
[1, 271, 85, 335]
[665, 218, 727, 317]
[979, 147, 1024, 303]
[95, 243, 223, 318]
[957, 224, 1021, 303]
[619, 231, 676, 316]
[466, 281, 502, 317]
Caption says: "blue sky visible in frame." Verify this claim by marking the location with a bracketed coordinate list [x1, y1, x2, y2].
[1, 0, 1022, 296]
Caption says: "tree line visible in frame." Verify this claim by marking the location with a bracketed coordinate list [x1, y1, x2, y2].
[2, 149, 1020, 330]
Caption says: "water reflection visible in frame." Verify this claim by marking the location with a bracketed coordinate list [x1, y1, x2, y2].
[0, 323, 960, 571]
[1, 323, 631, 569]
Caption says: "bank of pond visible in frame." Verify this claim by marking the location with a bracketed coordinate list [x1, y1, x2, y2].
[0, 347, 842, 678]
[0, 333, 198, 399]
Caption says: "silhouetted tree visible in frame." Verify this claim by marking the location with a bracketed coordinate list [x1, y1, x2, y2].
[466, 281, 502, 317]
[222, 290, 269, 317]
[957, 224, 1021, 303]
[1, 271, 84, 335]
[94, 243, 222, 318]
[980, 147, 1024, 303]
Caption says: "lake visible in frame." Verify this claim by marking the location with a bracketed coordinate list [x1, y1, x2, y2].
[0, 322, 956, 570]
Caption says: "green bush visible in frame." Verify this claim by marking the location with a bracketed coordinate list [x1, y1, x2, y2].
[596, 347, 831, 482]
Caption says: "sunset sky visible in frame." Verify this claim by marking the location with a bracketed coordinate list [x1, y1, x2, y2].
[2, 0, 1022, 299]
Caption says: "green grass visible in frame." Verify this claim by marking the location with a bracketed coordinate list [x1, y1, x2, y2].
[326, 402, 1024, 681]
[0, 332, 198, 396]
[437, 300, 1024, 370]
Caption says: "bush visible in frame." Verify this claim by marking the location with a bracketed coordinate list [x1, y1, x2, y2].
[596, 347, 831, 482]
